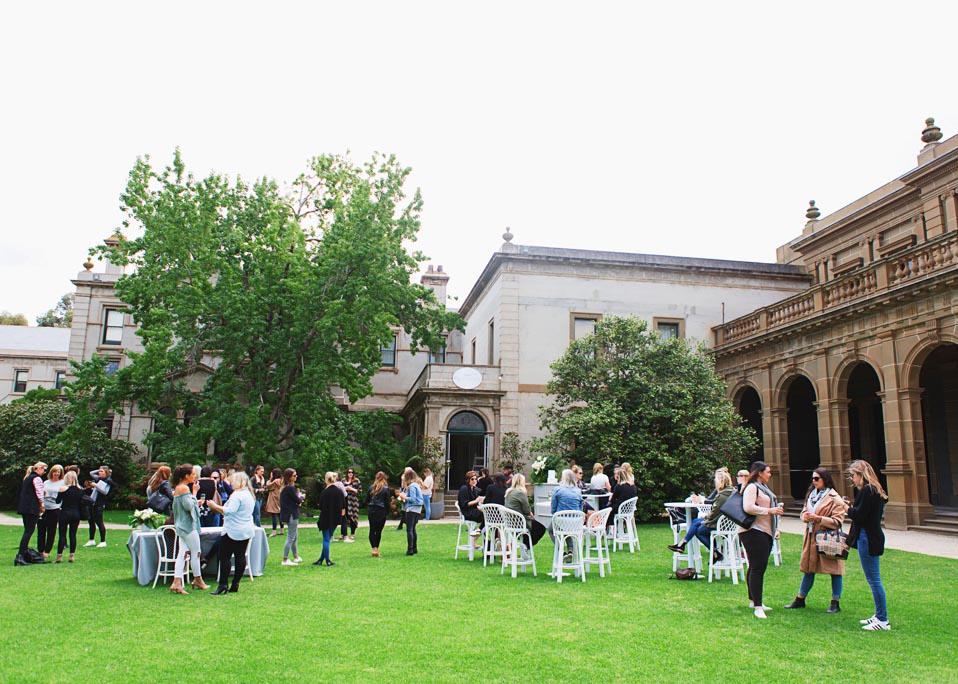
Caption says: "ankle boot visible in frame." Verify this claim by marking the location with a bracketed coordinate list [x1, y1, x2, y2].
[784, 596, 806, 609]
[14, 554, 30, 567]
[826, 599, 840, 613]
[55, 554, 63, 563]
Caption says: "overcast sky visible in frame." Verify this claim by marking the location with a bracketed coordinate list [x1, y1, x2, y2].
[2, 2, 955, 321]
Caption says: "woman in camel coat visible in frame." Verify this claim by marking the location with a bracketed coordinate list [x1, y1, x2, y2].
[784, 467, 848, 613]
[265, 468, 284, 536]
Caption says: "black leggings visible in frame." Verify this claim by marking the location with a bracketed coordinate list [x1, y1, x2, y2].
[341, 517, 357, 536]
[271, 513, 284, 531]
[368, 512, 386, 549]
[217, 535, 251, 590]
[19, 514, 38, 556]
[739, 528, 773, 606]
[88, 506, 106, 542]
[37, 509, 59, 553]
[404, 511, 419, 553]
[58, 513, 80, 554]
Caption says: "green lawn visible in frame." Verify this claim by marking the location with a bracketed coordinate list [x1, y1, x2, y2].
[1, 521, 955, 684]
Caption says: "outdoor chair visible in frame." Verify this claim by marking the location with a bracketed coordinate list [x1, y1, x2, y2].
[153, 525, 186, 589]
[550, 510, 586, 583]
[479, 503, 508, 567]
[611, 496, 639, 553]
[583, 507, 612, 577]
[454, 502, 481, 561]
[708, 515, 746, 583]
[500, 507, 537, 578]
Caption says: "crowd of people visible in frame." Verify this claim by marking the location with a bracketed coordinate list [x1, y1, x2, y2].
[13, 456, 892, 628]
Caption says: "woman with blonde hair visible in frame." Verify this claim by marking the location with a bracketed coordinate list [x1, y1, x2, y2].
[205, 470, 256, 594]
[668, 468, 734, 560]
[589, 463, 611, 491]
[38, 464, 65, 559]
[366, 471, 392, 557]
[314, 472, 346, 566]
[505, 473, 546, 548]
[846, 459, 891, 630]
[399, 468, 424, 556]
[55, 471, 84, 562]
[16, 462, 47, 566]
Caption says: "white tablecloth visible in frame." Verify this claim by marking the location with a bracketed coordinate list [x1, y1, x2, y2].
[127, 526, 269, 586]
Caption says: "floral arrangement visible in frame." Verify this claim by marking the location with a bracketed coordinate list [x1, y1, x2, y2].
[129, 508, 167, 529]
[530, 453, 566, 484]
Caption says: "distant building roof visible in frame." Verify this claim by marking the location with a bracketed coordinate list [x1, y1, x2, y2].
[0, 325, 70, 355]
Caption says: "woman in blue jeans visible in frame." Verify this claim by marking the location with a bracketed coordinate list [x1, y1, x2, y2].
[314, 472, 345, 567]
[846, 460, 890, 631]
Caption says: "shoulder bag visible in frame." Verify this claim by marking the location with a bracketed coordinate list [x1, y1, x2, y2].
[719, 489, 756, 529]
[147, 490, 172, 514]
[815, 528, 849, 559]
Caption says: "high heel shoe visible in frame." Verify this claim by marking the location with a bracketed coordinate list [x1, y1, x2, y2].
[170, 585, 189, 595]
[191, 578, 210, 590]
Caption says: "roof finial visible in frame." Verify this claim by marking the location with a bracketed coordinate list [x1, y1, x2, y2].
[921, 117, 943, 144]
[83, 256, 94, 271]
[502, 226, 513, 243]
[805, 200, 821, 221]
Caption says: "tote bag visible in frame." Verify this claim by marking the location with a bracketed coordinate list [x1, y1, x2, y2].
[719, 490, 755, 529]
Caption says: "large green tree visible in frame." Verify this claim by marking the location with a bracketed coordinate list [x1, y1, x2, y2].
[0, 311, 28, 325]
[36, 293, 74, 327]
[532, 316, 757, 520]
[65, 150, 461, 470]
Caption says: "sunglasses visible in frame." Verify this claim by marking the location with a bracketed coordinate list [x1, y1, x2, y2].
[811, 476, 822, 481]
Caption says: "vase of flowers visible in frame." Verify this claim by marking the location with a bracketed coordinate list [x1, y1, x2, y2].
[129, 508, 167, 529]
[530, 453, 565, 484]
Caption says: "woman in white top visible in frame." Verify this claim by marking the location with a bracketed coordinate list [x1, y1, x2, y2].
[38, 464, 65, 559]
[589, 463, 611, 491]
[421, 468, 434, 521]
[205, 471, 256, 595]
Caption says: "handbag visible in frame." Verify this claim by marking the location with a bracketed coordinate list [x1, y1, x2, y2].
[719, 490, 756, 529]
[672, 567, 698, 580]
[147, 491, 172, 514]
[815, 528, 849, 559]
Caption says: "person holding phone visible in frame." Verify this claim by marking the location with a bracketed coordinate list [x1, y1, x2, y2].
[398, 469, 424, 556]
[83, 466, 114, 548]
[280, 468, 304, 565]
[739, 461, 785, 619]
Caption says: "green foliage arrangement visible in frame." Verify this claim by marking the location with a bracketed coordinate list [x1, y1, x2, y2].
[495, 431, 528, 473]
[63, 150, 462, 476]
[532, 316, 758, 520]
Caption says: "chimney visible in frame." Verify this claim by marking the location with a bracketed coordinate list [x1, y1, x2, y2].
[420, 264, 450, 307]
[101, 231, 126, 276]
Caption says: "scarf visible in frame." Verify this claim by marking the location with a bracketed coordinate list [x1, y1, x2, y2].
[806, 487, 832, 532]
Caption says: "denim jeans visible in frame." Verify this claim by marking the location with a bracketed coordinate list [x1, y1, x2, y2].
[320, 528, 334, 562]
[798, 572, 843, 599]
[423, 494, 432, 521]
[283, 519, 299, 559]
[252, 499, 262, 527]
[857, 532, 887, 621]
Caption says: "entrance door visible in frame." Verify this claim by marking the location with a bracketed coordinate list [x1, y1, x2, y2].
[920, 344, 958, 509]
[445, 411, 488, 490]
[786, 376, 820, 500]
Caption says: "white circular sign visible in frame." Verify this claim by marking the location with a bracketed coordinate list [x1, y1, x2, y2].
[452, 367, 483, 390]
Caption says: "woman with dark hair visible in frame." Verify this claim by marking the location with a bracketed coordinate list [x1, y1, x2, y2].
[250, 465, 266, 527]
[847, 459, 891, 631]
[784, 467, 847, 613]
[476, 467, 492, 497]
[195, 466, 218, 527]
[339, 468, 361, 542]
[84, 465, 114, 548]
[170, 464, 209, 595]
[483, 473, 508, 506]
[314, 472, 345, 566]
[738, 461, 785, 619]
[366, 472, 392, 557]
[265, 468, 284, 537]
[15, 462, 47, 566]
[457, 470, 484, 532]
[280, 468, 303, 565]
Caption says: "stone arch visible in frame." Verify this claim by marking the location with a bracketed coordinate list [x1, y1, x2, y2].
[443, 409, 493, 491]
[832, 354, 885, 400]
[777, 371, 821, 500]
[731, 381, 764, 466]
[901, 332, 958, 390]
[913, 342, 958, 508]
[839, 360, 887, 490]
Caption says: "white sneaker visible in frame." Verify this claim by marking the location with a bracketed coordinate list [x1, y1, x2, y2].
[862, 619, 891, 631]
[83, 540, 97, 547]
[96, 542, 107, 548]
[343, 538, 355, 543]
[292, 556, 303, 564]
[281, 559, 297, 566]
[469, 529, 481, 537]
[754, 608, 767, 619]
[748, 601, 772, 610]
[860, 615, 878, 625]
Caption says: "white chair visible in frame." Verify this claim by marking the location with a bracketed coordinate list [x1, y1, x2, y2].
[500, 508, 537, 578]
[550, 510, 586, 583]
[708, 516, 746, 584]
[479, 504, 508, 568]
[583, 507, 612, 577]
[611, 497, 639, 553]
[454, 502, 481, 561]
[153, 526, 187, 588]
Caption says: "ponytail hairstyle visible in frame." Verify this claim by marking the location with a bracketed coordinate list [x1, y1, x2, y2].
[172, 464, 194, 487]
[24, 461, 47, 479]
[848, 460, 888, 500]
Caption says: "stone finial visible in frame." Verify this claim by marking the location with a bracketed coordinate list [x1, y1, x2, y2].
[921, 117, 943, 144]
[805, 200, 821, 221]
[83, 256, 94, 271]
[502, 226, 513, 243]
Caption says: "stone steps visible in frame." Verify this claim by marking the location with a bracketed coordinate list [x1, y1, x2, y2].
[907, 524, 958, 536]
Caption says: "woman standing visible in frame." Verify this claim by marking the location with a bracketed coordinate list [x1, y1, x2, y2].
[280, 468, 303, 566]
[205, 471, 256, 594]
[84, 465, 114, 548]
[847, 460, 891, 631]
[421, 468, 434, 522]
[314, 472, 345, 566]
[399, 469, 424, 556]
[250, 465, 266, 527]
[739, 461, 785, 619]
[339, 468, 361, 542]
[784, 467, 847, 613]
[265, 468, 284, 537]
[38, 464, 65, 559]
[366, 471, 392, 557]
[55, 471, 83, 563]
[146, 466, 174, 516]
[195, 467, 218, 528]
[15, 462, 47, 566]
[170, 464, 210, 595]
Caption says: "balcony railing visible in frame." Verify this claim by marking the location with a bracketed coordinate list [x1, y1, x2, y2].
[406, 363, 501, 401]
[714, 231, 958, 347]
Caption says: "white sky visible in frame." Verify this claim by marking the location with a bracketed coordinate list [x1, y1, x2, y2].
[2, 2, 955, 321]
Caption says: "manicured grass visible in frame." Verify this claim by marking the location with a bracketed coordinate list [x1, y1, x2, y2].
[1, 521, 955, 684]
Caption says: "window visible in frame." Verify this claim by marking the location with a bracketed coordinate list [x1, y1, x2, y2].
[104, 359, 120, 376]
[654, 318, 683, 340]
[471, 338, 476, 365]
[13, 370, 28, 393]
[102, 309, 124, 345]
[55, 371, 67, 389]
[487, 319, 495, 365]
[571, 314, 600, 340]
[380, 334, 398, 368]
[429, 343, 446, 364]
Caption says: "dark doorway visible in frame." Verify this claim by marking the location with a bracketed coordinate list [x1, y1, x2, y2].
[446, 411, 487, 491]
[847, 363, 887, 491]
[920, 344, 958, 509]
[737, 387, 764, 467]
[786, 376, 820, 500]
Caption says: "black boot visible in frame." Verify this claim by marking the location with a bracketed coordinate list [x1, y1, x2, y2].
[826, 599, 840, 613]
[14, 554, 30, 567]
[667, 543, 685, 553]
[784, 596, 806, 609]
[210, 586, 229, 596]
